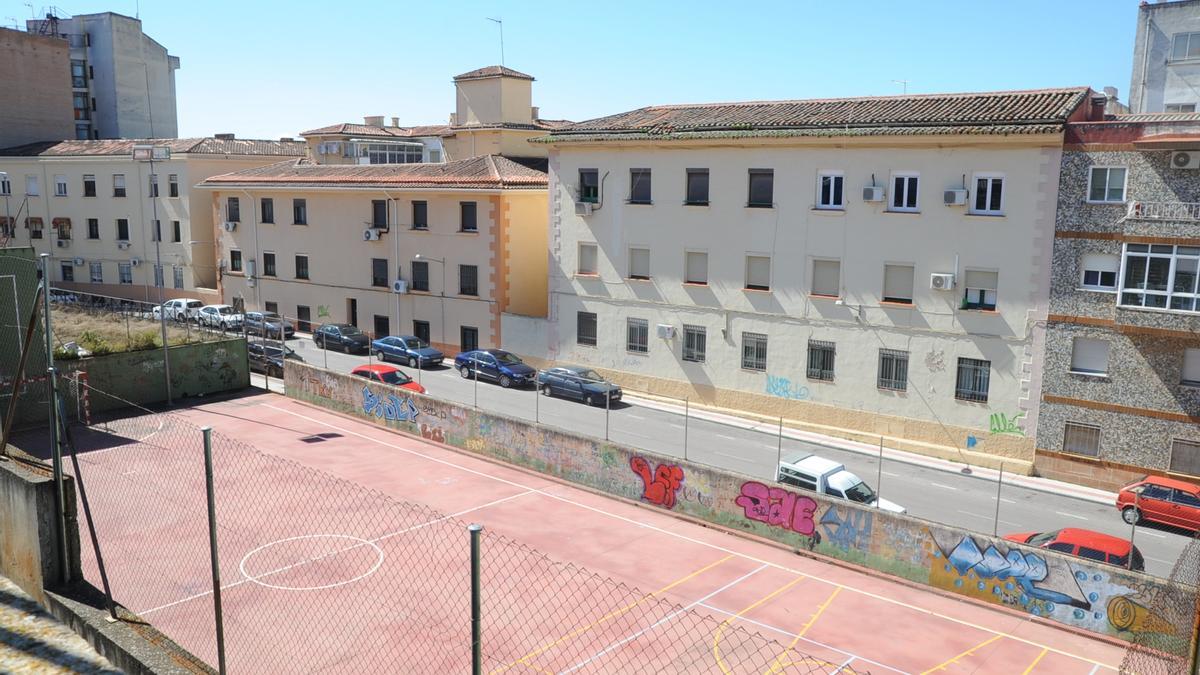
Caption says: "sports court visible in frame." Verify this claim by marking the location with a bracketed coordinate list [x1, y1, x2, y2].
[27, 390, 1129, 673]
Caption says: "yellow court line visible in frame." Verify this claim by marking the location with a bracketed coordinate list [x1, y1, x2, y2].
[766, 586, 843, 674]
[920, 634, 1005, 675]
[1021, 648, 1049, 675]
[490, 554, 734, 674]
[712, 576, 807, 674]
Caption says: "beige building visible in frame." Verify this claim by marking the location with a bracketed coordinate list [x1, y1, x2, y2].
[514, 88, 1097, 469]
[0, 28, 74, 148]
[0, 137, 304, 303]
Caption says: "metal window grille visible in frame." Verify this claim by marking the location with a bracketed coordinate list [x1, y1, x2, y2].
[459, 265, 478, 296]
[1169, 438, 1200, 476]
[626, 318, 648, 353]
[1063, 422, 1101, 457]
[955, 357, 991, 402]
[807, 340, 835, 381]
[741, 332, 767, 371]
[577, 312, 597, 346]
[877, 349, 909, 391]
[682, 325, 706, 362]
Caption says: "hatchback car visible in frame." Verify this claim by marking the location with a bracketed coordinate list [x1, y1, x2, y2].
[371, 335, 444, 368]
[197, 304, 244, 330]
[454, 349, 536, 388]
[537, 365, 622, 406]
[313, 323, 370, 353]
[1004, 528, 1144, 572]
[154, 298, 204, 322]
[1117, 475, 1200, 532]
[244, 311, 295, 339]
[247, 342, 304, 377]
[350, 364, 426, 394]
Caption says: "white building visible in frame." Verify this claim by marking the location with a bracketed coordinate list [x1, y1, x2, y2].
[1130, 0, 1200, 114]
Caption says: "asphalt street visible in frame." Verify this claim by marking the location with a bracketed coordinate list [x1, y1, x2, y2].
[250, 333, 1194, 578]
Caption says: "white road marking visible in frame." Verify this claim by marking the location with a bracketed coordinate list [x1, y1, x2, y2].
[715, 433, 739, 441]
[881, 471, 902, 477]
[959, 511, 994, 521]
[1055, 511, 1089, 521]
[930, 482, 959, 491]
[1136, 530, 1166, 539]
[999, 498, 1017, 504]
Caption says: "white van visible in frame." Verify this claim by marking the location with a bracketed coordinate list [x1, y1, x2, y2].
[777, 452, 906, 513]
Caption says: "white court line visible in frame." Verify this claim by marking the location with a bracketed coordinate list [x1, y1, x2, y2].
[1055, 511, 1089, 521]
[258, 402, 1120, 671]
[929, 482, 959, 491]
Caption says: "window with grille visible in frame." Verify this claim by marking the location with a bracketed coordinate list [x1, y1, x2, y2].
[88, 263, 103, 283]
[742, 333, 767, 371]
[955, 357, 991, 402]
[878, 349, 908, 391]
[119, 263, 132, 284]
[411, 261, 429, 291]
[230, 250, 242, 272]
[116, 218, 129, 240]
[683, 325, 706, 362]
[460, 326, 478, 352]
[295, 255, 309, 280]
[61, 262, 73, 282]
[1169, 438, 1200, 476]
[149, 174, 159, 198]
[261, 198, 274, 223]
[629, 169, 652, 204]
[173, 266, 184, 289]
[807, 340, 836, 381]
[82, 174, 95, 197]
[263, 252, 276, 277]
[577, 311, 597, 346]
[1063, 422, 1101, 457]
[113, 174, 125, 197]
[227, 197, 240, 222]
[293, 199, 307, 224]
[371, 258, 388, 287]
[87, 219, 99, 239]
[54, 175, 68, 197]
[153, 264, 164, 288]
[627, 318, 648, 353]
[459, 265, 478, 296]
[412, 201, 428, 229]
[168, 174, 179, 197]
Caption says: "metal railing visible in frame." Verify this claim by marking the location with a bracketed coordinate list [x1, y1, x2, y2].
[1128, 200, 1200, 221]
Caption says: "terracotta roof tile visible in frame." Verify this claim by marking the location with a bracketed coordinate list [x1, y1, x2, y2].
[198, 155, 547, 190]
[300, 123, 452, 138]
[0, 137, 306, 157]
[1111, 112, 1200, 123]
[453, 65, 534, 81]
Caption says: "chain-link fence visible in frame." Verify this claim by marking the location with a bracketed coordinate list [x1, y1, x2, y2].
[1120, 532, 1200, 675]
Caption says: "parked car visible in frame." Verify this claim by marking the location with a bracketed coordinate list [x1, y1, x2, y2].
[537, 365, 622, 406]
[776, 452, 906, 513]
[350, 364, 426, 394]
[1117, 475, 1200, 532]
[197, 304, 244, 330]
[153, 298, 204, 322]
[247, 342, 304, 377]
[371, 335, 444, 368]
[313, 323, 370, 353]
[244, 311, 295, 339]
[454, 349, 536, 388]
[1004, 528, 1144, 572]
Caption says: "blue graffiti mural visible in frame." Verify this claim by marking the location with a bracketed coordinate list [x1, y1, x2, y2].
[943, 536, 1089, 609]
[361, 386, 420, 423]
[765, 375, 809, 400]
[819, 506, 872, 552]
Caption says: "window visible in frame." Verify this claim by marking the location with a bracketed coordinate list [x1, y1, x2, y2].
[116, 219, 129, 240]
[811, 259, 840, 297]
[87, 218, 99, 239]
[1063, 422, 1101, 457]
[1070, 338, 1110, 375]
[685, 169, 709, 205]
[745, 255, 771, 291]
[891, 173, 919, 211]
[413, 320, 431, 344]
[1120, 244, 1200, 311]
[963, 270, 998, 310]
[71, 58, 86, 86]
[230, 250, 242, 272]
[118, 263, 132, 284]
[152, 220, 161, 242]
[28, 218, 43, 239]
[807, 340, 836, 381]
[372, 200, 388, 228]
[628, 247, 650, 280]
[412, 201, 428, 229]
[1088, 167, 1126, 203]
[1173, 31, 1200, 60]
[1184, 348, 1200, 386]
[1, 175, 10, 195]
[955, 357, 991, 402]
[153, 264, 164, 288]
[685, 251, 708, 285]
[168, 174, 178, 198]
[54, 175, 68, 197]
[173, 266, 184, 289]
[742, 332, 768, 371]
[25, 175, 39, 196]
[227, 197, 240, 222]
[293, 199, 307, 224]
[627, 318, 648, 353]
[82, 174, 95, 197]
[297, 305, 312, 332]
[878, 349, 909, 391]
[411, 261, 429, 291]
[148, 174, 159, 198]
[817, 172, 844, 209]
[459, 265, 478, 296]
[1166, 103, 1197, 113]
[373, 315, 390, 339]
[577, 311, 597, 346]
[61, 262, 74, 282]
[972, 175, 1003, 214]
[371, 258, 388, 287]
[263, 252, 276, 277]
[578, 243, 598, 275]
[1171, 439, 1200, 476]
[579, 169, 599, 203]
[172, 221, 181, 242]
[85, 261, 101, 283]
[883, 264, 914, 304]
[1080, 253, 1118, 290]
[359, 142, 423, 164]
[460, 326, 479, 353]
[295, 254, 309, 280]
[748, 169, 773, 207]
[683, 325, 706, 362]
[261, 198, 274, 224]
[113, 174, 126, 197]
[460, 202, 477, 232]
[629, 169, 652, 204]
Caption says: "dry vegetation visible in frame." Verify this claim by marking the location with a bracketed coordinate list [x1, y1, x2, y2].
[51, 306, 214, 359]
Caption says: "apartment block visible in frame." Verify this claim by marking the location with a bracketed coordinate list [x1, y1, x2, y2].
[0, 28, 74, 148]
[1130, 0, 1200, 114]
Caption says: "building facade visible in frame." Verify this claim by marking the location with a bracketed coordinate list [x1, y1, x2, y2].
[0, 28, 75, 148]
[522, 89, 1098, 467]
[1036, 115, 1200, 488]
[1130, 0, 1200, 114]
[0, 137, 304, 303]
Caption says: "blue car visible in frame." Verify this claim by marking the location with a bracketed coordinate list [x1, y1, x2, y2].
[371, 335, 445, 368]
[454, 349, 536, 389]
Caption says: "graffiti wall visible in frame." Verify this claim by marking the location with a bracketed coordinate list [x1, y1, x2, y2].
[285, 362, 1181, 644]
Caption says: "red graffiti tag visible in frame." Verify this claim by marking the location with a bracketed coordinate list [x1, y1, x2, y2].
[630, 457, 684, 509]
[735, 481, 817, 536]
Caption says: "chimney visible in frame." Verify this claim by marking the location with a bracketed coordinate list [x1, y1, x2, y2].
[1089, 95, 1107, 121]
[214, 133, 235, 140]
[449, 113, 459, 126]
[1103, 86, 1119, 100]
[531, 106, 540, 120]
[364, 115, 385, 127]
[391, 117, 399, 127]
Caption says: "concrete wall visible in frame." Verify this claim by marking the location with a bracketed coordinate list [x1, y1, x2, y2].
[0, 460, 80, 604]
[0, 28, 74, 148]
[501, 191, 549, 318]
[285, 360, 1187, 646]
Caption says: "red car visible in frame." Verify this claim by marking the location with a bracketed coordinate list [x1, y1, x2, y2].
[1004, 528, 1144, 571]
[350, 364, 426, 394]
[1117, 475, 1200, 532]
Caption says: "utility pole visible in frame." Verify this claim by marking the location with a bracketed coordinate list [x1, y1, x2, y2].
[133, 145, 172, 404]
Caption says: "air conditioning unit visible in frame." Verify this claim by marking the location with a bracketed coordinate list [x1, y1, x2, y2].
[392, 279, 408, 294]
[575, 201, 594, 216]
[222, 221, 237, 232]
[943, 189, 968, 206]
[363, 228, 381, 241]
[655, 323, 676, 339]
[930, 273, 956, 291]
[55, 239, 69, 248]
[130, 257, 142, 267]
[117, 241, 131, 250]
[862, 186, 885, 202]
[1172, 151, 1200, 169]
[72, 257, 84, 266]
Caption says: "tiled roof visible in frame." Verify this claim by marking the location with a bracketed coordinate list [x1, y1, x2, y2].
[0, 137, 306, 157]
[537, 87, 1089, 143]
[198, 155, 547, 190]
[451, 120, 572, 132]
[453, 65, 534, 82]
[300, 123, 452, 138]
[1111, 112, 1200, 123]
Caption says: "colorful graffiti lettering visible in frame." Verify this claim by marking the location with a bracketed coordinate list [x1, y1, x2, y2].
[819, 506, 872, 552]
[988, 412, 1025, 436]
[419, 423, 445, 444]
[1107, 595, 1174, 634]
[765, 375, 809, 401]
[361, 386, 420, 423]
[304, 374, 333, 399]
[939, 535, 1088, 609]
[966, 435, 979, 449]
[630, 457, 684, 509]
[735, 482, 817, 536]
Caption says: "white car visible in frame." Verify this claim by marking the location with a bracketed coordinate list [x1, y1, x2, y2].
[777, 453, 906, 513]
[197, 304, 244, 330]
[153, 298, 204, 322]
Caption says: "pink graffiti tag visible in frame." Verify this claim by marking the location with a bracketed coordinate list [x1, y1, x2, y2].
[630, 457, 684, 509]
[735, 482, 817, 536]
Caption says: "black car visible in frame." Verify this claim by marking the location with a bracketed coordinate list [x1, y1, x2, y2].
[244, 311, 295, 339]
[313, 323, 370, 353]
[537, 365, 622, 406]
[247, 342, 305, 377]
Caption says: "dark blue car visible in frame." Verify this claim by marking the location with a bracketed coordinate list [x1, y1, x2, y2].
[371, 335, 445, 368]
[454, 349, 536, 389]
[537, 365, 622, 406]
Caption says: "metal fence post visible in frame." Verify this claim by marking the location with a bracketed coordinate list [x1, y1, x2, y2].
[534, 371, 540, 424]
[993, 463, 1004, 537]
[604, 388, 611, 441]
[469, 523, 483, 675]
[473, 363, 479, 409]
[47, 368, 70, 584]
[202, 427, 228, 675]
[876, 436, 884, 502]
[1128, 491, 1139, 571]
[683, 398, 689, 461]
[776, 417, 784, 469]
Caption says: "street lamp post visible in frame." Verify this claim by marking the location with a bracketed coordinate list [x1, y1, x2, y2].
[133, 145, 172, 404]
[414, 254, 446, 351]
[0, 172, 11, 243]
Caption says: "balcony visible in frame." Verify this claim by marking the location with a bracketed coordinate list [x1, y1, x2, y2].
[1127, 201, 1200, 221]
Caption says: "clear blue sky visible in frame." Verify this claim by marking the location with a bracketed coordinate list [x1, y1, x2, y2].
[21, 0, 1140, 139]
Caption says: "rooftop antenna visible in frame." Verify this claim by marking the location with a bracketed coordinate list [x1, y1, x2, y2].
[24, 3, 34, 18]
[892, 79, 909, 95]
[486, 17, 504, 67]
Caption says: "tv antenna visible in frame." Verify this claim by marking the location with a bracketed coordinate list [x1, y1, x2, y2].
[486, 17, 504, 66]
[892, 79, 909, 95]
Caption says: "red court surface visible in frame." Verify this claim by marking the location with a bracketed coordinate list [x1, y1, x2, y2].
[57, 391, 1128, 674]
